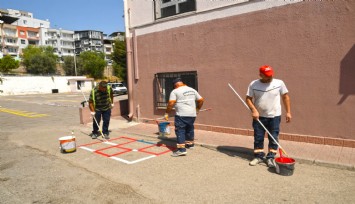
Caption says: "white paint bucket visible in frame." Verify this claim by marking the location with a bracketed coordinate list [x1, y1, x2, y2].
[59, 136, 76, 153]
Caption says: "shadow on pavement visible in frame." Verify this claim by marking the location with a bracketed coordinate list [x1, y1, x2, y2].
[216, 146, 254, 162]
[156, 137, 178, 151]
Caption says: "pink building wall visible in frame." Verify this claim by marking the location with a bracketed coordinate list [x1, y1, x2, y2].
[127, 1, 355, 146]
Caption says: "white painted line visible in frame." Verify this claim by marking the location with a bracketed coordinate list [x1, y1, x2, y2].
[103, 141, 119, 146]
[110, 155, 156, 164]
[109, 156, 131, 164]
[79, 146, 95, 152]
[127, 155, 157, 164]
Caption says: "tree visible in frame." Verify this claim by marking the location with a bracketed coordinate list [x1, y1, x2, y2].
[62, 56, 83, 76]
[21, 45, 57, 75]
[111, 39, 127, 81]
[0, 55, 20, 73]
[78, 51, 106, 79]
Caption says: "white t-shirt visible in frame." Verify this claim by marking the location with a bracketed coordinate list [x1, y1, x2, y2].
[169, 85, 202, 117]
[246, 79, 288, 118]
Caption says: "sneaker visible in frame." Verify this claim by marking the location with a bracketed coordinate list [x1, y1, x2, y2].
[171, 150, 187, 157]
[103, 134, 110, 140]
[266, 158, 276, 168]
[91, 133, 98, 139]
[249, 157, 263, 166]
[186, 144, 195, 149]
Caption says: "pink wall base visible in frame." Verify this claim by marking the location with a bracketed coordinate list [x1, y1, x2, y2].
[140, 118, 355, 148]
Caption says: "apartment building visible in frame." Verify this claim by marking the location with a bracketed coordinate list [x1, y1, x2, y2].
[1, 8, 119, 67]
[74, 30, 104, 54]
[1, 8, 49, 59]
[0, 9, 18, 58]
[40, 28, 75, 57]
[123, 0, 355, 144]
[18, 26, 40, 53]
[7, 8, 50, 29]
[109, 31, 124, 41]
[0, 24, 19, 58]
[103, 34, 113, 63]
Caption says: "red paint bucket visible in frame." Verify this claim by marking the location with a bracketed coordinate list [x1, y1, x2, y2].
[275, 157, 295, 176]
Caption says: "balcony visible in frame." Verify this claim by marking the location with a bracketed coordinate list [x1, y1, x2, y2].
[61, 44, 75, 49]
[4, 43, 19, 47]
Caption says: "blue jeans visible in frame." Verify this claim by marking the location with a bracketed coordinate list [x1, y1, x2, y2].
[174, 115, 196, 152]
[252, 116, 281, 159]
[93, 109, 111, 135]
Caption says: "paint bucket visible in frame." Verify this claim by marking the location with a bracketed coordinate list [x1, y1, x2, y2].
[59, 136, 76, 153]
[158, 122, 170, 137]
[275, 157, 295, 176]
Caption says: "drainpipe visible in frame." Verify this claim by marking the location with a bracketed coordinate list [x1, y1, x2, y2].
[133, 29, 139, 80]
[124, 0, 134, 120]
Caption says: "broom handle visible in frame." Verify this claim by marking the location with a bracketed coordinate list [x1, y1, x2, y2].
[228, 83, 288, 157]
[156, 108, 212, 120]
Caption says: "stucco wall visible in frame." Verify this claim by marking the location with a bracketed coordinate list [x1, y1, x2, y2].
[131, 0, 300, 36]
[130, 1, 355, 141]
[0, 76, 93, 95]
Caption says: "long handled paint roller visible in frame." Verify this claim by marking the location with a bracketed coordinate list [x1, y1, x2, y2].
[78, 85, 106, 140]
[228, 83, 289, 157]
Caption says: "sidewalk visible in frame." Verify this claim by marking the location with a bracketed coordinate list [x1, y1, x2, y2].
[108, 117, 355, 171]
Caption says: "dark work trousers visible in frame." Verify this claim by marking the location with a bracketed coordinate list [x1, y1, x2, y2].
[252, 116, 281, 159]
[174, 115, 196, 152]
[93, 109, 111, 135]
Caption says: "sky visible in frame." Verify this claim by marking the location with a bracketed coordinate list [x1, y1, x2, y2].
[0, 0, 125, 34]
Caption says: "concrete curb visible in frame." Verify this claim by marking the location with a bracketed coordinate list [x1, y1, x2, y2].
[117, 129, 355, 172]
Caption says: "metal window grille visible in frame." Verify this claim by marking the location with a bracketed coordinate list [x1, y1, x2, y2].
[155, 71, 198, 108]
[154, 0, 196, 19]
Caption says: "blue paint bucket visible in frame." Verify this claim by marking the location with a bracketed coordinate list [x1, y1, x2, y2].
[158, 122, 170, 137]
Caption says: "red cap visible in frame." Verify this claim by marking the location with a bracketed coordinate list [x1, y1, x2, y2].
[259, 65, 274, 77]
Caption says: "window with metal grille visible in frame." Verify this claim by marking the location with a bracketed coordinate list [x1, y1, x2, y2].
[154, 0, 196, 19]
[155, 71, 198, 108]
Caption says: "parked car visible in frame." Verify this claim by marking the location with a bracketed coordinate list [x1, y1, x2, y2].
[108, 82, 127, 95]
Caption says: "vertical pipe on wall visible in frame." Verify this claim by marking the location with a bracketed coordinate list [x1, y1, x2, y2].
[124, 0, 134, 119]
[133, 30, 139, 80]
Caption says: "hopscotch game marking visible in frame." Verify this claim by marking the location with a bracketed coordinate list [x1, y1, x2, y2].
[78, 136, 175, 164]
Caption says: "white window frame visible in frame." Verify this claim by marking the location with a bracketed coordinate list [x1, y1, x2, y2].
[155, 0, 195, 19]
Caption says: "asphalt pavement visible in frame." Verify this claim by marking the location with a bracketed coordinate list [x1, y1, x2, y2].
[117, 117, 355, 171]
[0, 92, 354, 203]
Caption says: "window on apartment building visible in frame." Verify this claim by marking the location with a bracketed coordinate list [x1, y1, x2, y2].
[155, 71, 198, 108]
[6, 38, 16, 43]
[23, 20, 27, 24]
[155, 0, 196, 19]
[28, 40, 38, 45]
[7, 47, 17, 53]
[21, 39, 26, 44]
[20, 31, 25, 35]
